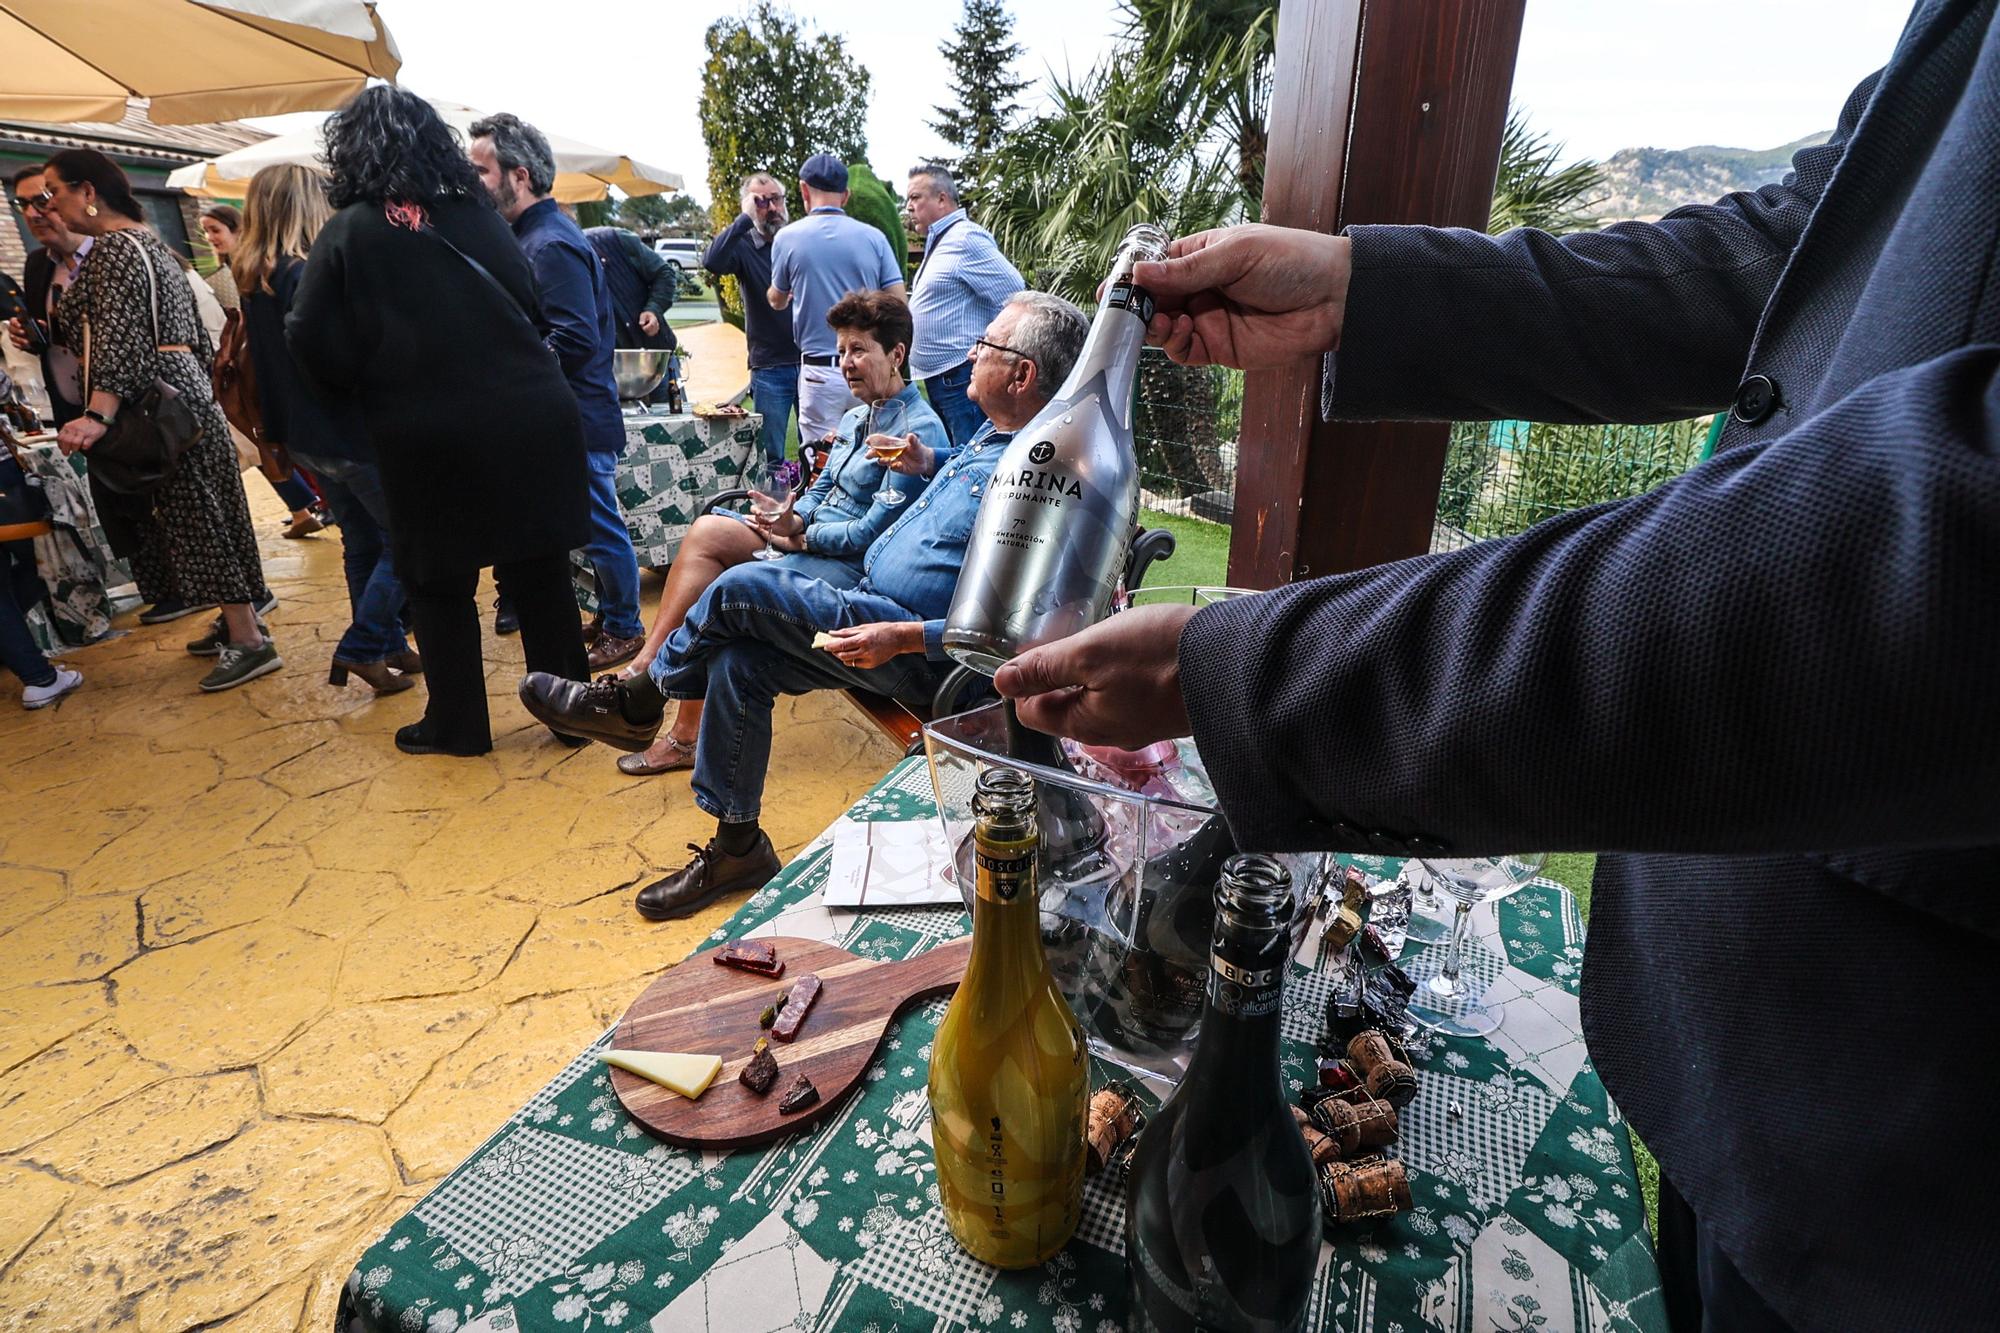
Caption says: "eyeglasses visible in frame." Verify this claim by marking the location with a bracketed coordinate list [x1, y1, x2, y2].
[972, 337, 1034, 365]
[750, 193, 784, 207]
[10, 193, 46, 215]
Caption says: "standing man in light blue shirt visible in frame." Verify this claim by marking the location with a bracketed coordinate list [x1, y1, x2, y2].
[903, 164, 1024, 446]
[767, 154, 906, 445]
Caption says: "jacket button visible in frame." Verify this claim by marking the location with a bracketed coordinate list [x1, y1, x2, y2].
[1408, 836, 1448, 857]
[1732, 374, 1778, 425]
[1331, 821, 1361, 844]
[1366, 830, 1407, 854]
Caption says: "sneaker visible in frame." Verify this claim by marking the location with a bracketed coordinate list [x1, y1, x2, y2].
[198, 639, 283, 692]
[138, 599, 215, 625]
[186, 614, 269, 657]
[253, 590, 279, 618]
[22, 667, 83, 710]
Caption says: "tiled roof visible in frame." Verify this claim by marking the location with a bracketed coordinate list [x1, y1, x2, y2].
[0, 100, 270, 164]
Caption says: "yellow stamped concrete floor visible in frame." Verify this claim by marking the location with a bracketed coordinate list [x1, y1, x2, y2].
[0, 355, 905, 1326]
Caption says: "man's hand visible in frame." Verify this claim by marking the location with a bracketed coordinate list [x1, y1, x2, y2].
[822, 621, 922, 669]
[638, 311, 662, 337]
[993, 604, 1198, 747]
[1132, 224, 1351, 370]
[7, 316, 40, 353]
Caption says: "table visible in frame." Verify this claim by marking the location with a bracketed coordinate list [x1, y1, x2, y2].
[572, 411, 765, 613]
[13, 440, 133, 652]
[338, 758, 1666, 1333]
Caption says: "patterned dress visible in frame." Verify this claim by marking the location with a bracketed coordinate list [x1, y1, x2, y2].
[54, 228, 268, 607]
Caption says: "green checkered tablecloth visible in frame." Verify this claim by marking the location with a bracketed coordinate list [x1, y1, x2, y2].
[573, 411, 765, 614]
[338, 758, 1666, 1333]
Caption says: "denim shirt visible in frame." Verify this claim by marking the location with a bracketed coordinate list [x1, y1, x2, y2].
[797, 382, 949, 559]
[857, 420, 1014, 658]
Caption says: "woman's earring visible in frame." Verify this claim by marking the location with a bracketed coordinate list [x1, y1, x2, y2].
[85, 204, 98, 217]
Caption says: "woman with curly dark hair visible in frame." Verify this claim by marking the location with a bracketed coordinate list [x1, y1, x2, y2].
[287, 86, 590, 756]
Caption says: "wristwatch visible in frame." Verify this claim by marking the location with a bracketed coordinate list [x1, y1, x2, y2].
[83, 408, 116, 426]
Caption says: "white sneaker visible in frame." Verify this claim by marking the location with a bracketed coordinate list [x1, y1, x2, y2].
[22, 667, 83, 710]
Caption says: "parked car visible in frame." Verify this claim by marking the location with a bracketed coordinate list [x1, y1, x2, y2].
[652, 237, 706, 275]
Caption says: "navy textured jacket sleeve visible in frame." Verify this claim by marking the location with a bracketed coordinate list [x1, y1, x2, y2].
[1326, 76, 1877, 426]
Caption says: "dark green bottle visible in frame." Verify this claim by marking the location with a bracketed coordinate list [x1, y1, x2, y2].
[1125, 854, 1319, 1332]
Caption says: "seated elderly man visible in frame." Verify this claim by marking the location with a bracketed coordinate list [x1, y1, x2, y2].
[609, 289, 947, 777]
[520, 291, 1088, 919]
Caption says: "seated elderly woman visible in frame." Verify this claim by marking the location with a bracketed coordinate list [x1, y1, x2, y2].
[612, 288, 946, 776]
[521, 290, 1089, 920]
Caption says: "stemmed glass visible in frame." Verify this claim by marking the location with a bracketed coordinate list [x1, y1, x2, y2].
[1401, 853, 1546, 1037]
[865, 397, 911, 508]
[1400, 861, 1453, 943]
[748, 482, 797, 561]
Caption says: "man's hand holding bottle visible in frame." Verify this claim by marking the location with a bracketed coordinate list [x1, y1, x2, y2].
[1000, 221, 1353, 744]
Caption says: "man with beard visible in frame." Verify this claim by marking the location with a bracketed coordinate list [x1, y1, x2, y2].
[469, 113, 646, 671]
[704, 172, 801, 481]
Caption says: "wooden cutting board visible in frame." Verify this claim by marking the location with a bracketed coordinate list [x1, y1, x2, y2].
[610, 935, 972, 1149]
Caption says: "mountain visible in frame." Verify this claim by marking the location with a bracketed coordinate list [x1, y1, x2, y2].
[1584, 132, 1832, 222]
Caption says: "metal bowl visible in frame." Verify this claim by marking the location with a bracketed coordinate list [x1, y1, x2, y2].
[612, 349, 669, 400]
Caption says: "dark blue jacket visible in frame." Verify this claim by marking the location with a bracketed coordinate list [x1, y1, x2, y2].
[702, 212, 800, 372]
[1184, 4, 1999, 1327]
[514, 198, 625, 454]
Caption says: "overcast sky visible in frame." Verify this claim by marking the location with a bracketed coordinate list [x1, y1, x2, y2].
[252, 0, 1914, 207]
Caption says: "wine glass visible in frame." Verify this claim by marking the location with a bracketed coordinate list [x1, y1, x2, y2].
[748, 484, 795, 561]
[1400, 853, 1546, 1037]
[866, 397, 911, 508]
[1400, 860, 1454, 943]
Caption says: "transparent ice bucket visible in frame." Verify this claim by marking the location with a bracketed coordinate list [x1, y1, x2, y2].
[922, 586, 1334, 1082]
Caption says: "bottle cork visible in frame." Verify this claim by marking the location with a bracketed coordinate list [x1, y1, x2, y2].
[1290, 1106, 1343, 1168]
[1306, 1095, 1401, 1156]
[1345, 1029, 1418, 1107]
[1085, 1084, 1143, 1175]
[1317, 1155, 1414, 1223]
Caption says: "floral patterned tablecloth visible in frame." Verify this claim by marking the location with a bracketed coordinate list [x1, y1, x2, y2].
[573, 411, 765, 614]
[338, 758, 1666, 1333]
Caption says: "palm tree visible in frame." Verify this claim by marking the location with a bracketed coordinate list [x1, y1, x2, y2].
[1487, 108, 1607, 235]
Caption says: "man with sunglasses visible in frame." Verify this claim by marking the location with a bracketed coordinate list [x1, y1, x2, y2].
[703, 172, 801, 478]
[6, 167, 89, 426]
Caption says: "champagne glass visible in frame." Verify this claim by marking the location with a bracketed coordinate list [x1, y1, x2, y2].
[748, 485, 794, 561]
[866, 397, 911, 508]
[1400, 860, 1454, 943]
[1401, 853, 1546, 1037]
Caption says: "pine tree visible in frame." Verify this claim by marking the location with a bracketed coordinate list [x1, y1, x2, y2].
[928, 0, 1031, 207]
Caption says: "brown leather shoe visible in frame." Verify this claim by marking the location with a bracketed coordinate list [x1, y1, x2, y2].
[387, 648, 423, 675]
[517, 671, 663, 751]
[587, 632, 644, 672]
[282, 510, 326, 539]
[636, 835, 780, 921]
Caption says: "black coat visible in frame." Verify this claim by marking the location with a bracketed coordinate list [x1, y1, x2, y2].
[1183, 4, 1999, 1328]
[244, 256, 368, 464]
[286, 195, 589, 584]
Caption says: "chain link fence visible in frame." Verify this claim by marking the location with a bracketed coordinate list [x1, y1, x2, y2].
[1432, 416, 1715, 551]
[1126, 348, 1715, 564]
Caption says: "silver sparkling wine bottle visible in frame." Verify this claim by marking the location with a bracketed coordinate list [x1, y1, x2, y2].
[943, 223, 1169, 675]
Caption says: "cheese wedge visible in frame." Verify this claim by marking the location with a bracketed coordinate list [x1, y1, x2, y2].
[811, 631, 836, 650]
[602, 1049, 723, 1100]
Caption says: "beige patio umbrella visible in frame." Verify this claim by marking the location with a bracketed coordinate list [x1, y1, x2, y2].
[166, 98, 685, 203]
[0, 0, 400, 125]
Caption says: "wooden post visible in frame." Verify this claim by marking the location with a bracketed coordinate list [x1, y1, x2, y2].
[1229, 0, 1527, 589]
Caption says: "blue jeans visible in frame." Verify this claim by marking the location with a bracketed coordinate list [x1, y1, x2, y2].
[649, 563, 943, 822]
[289, 451, 408, 662]
[0, 538, 56, 687]
[266, 467, 319, 512]
[921, 360, 986, 448]
[748, 365, 799, 467]
[583, 450, 645, 640]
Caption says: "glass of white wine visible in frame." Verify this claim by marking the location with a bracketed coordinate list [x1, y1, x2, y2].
[866, 397, 911, 508]
[748, 485, 794, 561]
[1401, 853, 1546, 1037]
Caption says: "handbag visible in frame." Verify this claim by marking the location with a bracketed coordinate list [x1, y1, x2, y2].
[81, 235, 205, 496]
[0, 431, 53, 542]
[211, 305, 293, 482]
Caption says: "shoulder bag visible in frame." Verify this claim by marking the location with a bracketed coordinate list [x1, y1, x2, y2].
[83, 235, 205, 496]
[211, 305, 294, 482]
